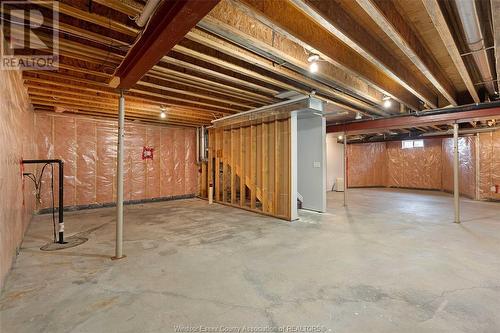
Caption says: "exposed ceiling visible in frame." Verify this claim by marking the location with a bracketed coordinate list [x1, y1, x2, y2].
[1, 0, 499, 129]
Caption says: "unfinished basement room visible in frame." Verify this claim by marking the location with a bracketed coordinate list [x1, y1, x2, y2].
[1, 0, 500, 332]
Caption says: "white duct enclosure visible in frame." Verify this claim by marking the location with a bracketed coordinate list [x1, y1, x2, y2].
[455, 0, 496, 96]
[296, 111, 326, 213]
[211, 96, 317, 128]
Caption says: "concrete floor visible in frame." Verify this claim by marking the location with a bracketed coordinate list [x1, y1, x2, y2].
[1, 188, 500, 333]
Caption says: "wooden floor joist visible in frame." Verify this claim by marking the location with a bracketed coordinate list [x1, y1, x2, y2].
[186, 28, 386, 116]
[200, 10, 390, 114]
[39, 2, 139, 37]
[421, 0, 480, 103]
[292, 0, 446, 108]
[161, 56, 280, 96]
[352, 0, 457, 106]
[236, 0, 423, 110]
[5, 0, 494, 129]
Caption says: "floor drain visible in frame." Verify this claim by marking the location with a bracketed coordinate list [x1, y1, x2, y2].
[40, 236, 88, 251]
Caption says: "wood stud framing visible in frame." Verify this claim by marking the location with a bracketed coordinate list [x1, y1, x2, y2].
[207, 118, 292, 220]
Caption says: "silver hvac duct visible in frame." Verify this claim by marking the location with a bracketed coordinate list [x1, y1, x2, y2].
[455, 0, 496, 96]
[135, 0, 161, 27]
[196, 126, 207, 163]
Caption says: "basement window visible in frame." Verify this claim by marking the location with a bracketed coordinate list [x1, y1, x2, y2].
[402, 140, 424, 149]
[413, 140, 424, 148]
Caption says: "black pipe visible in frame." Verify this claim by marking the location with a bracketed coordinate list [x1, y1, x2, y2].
[22, 159, 65, 244]
[413, 100, 500, 117]
[330, 100, 500, 127]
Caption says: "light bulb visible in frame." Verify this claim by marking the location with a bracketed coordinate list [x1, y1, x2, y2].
[383, 99, 392, 108]
[160, 111, 167, 119]
[309, 62, 318, 73]
[307, 53, 320, 63]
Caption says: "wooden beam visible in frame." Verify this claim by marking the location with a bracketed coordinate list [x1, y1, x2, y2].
[24, 71, 238, 113]
[8, 26, 123, 64]
[421, 0, 480, 103]
[214, 130, 220, 201]
[39, 2, 139, 36]
[133, 84, 239, 113]
[138, 77, 255, 109]
[262, 122, 269, 212]
[33, 107, 201, 127]
[161, 56, 279, 96]
[222, 129, 228, 203]
[237, 0, 422, 110]
[23, 72, 235, 116]
[202, 4, 387, 109]
[149, 67, 272, 105]
[7, 8, 131, 47]
[111, 0, 220, 89]
[152, 65, 275, 103]
[230, 129, 236, 204]
[274, 120, 280, 215]
[39, 56, 266, 108]
[293, 0, 442, 108]
[240, 127, 245, 207]
[186, 28, 386, 116]
[327, 106, 500, 134]
[27, 89, 215, 121]
[92, 0, 143, 17]
[30, 101, 206, 126]
[173, 44, 297, 93]
[352, 0, 457, 106]
[250, 124, 256, 209]
[28, 95, 211, 122]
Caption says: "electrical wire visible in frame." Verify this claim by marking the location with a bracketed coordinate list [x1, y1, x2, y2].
[23, 163, 57, 242]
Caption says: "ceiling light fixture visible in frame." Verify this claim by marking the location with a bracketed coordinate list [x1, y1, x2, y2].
[309, 61, 319, 73]
[355, 112, 362, 120]
[307, 53, 320, 63]
[338, 135, 343, 140]
[308, 53, 320, 73]
[160, 105, 167, 119]
[382, 96, 392, 108]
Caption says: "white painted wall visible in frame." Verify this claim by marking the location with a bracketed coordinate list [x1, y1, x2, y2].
[326, 133, 344, 191]
[297, 114, 326, 212]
